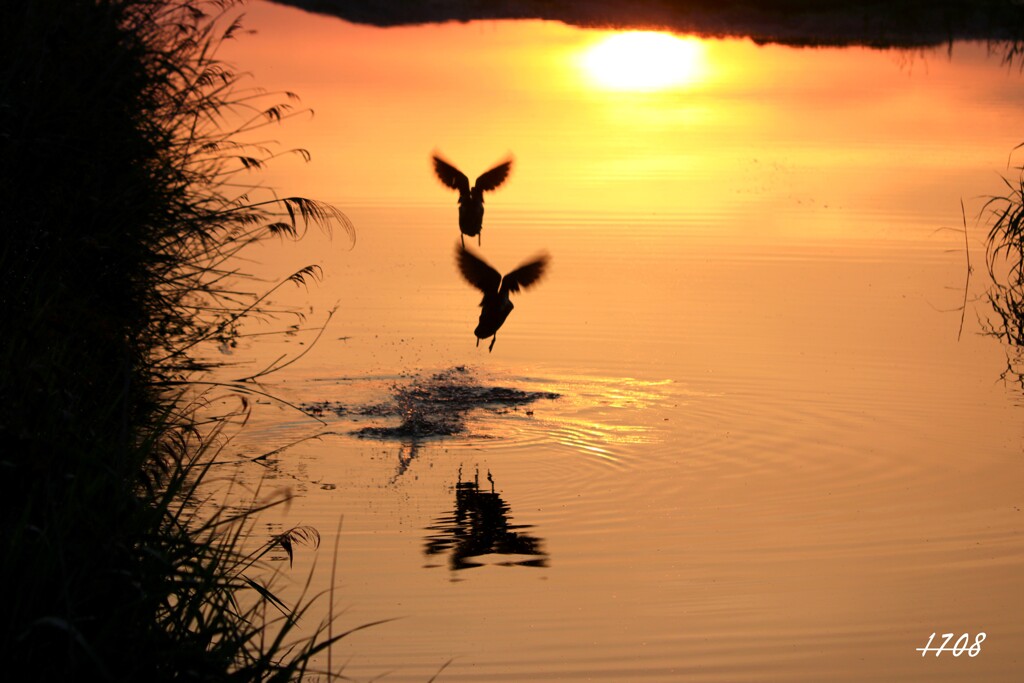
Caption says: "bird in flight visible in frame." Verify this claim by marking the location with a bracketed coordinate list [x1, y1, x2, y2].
[456, 244, 549, 351]
[432, 153, 513, 247]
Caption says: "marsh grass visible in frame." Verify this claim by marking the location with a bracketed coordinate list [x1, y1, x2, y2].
[1, 0, 358, 679]
[980, 144, 1024, 388]
[985, 151, 1024, 319]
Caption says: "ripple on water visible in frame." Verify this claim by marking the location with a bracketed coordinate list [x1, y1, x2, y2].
[470, 373, 688, 470]
[233, 361, 932, 520]
[241, 366, 695, 491]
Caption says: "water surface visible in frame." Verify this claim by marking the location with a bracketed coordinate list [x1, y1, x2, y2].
[208, 3, 1024, 680]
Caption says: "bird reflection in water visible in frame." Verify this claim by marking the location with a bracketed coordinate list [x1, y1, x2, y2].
[424, 468, 548, 572]
[432, 152, 512, 247]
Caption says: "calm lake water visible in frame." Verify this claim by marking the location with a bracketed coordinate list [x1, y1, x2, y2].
[204, 2, 1024, 680]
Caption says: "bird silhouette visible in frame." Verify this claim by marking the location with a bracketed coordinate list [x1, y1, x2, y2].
[456, 244, 549, 351]
[433, 153, 513, 247]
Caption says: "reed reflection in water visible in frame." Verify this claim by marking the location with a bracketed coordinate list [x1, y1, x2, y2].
[212, 4, 1024, 682]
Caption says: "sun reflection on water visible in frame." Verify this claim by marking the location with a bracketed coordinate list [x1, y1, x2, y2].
[581, 31, 707, 91]
[499, 375, 686, 467]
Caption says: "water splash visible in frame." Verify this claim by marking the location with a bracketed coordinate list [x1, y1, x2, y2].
[304, 366, 559, 441]
[301, 366, 559, 481]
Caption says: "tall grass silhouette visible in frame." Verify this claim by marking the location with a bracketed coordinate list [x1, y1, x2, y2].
[1, 0, 357, 679]
[981, 141, 1024, 390]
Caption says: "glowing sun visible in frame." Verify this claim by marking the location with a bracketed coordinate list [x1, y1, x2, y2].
[582, 31, 705, 91]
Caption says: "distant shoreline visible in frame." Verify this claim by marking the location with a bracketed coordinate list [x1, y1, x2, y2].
[268, 0, 1024, 48]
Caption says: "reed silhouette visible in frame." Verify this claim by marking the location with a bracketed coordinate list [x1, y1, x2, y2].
[984, 159, 1024, 385]
[432, 153, 512, 246]
[1, 1, 358, 678]
[456, 244, 549, 351]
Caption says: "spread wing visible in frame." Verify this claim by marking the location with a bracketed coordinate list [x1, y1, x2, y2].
[473, 158, 513, 193]
[432, 154, 470, 195]
[501, 253, 549, 295]
[456, 244, 502, 293]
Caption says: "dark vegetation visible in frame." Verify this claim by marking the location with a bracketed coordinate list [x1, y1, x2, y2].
[272, 0, 1024, 48]
[1, 0, 353, 679]
[983, 146, 1024, 384]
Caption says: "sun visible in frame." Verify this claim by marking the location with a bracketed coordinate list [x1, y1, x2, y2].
[582, 31, 705, 91]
